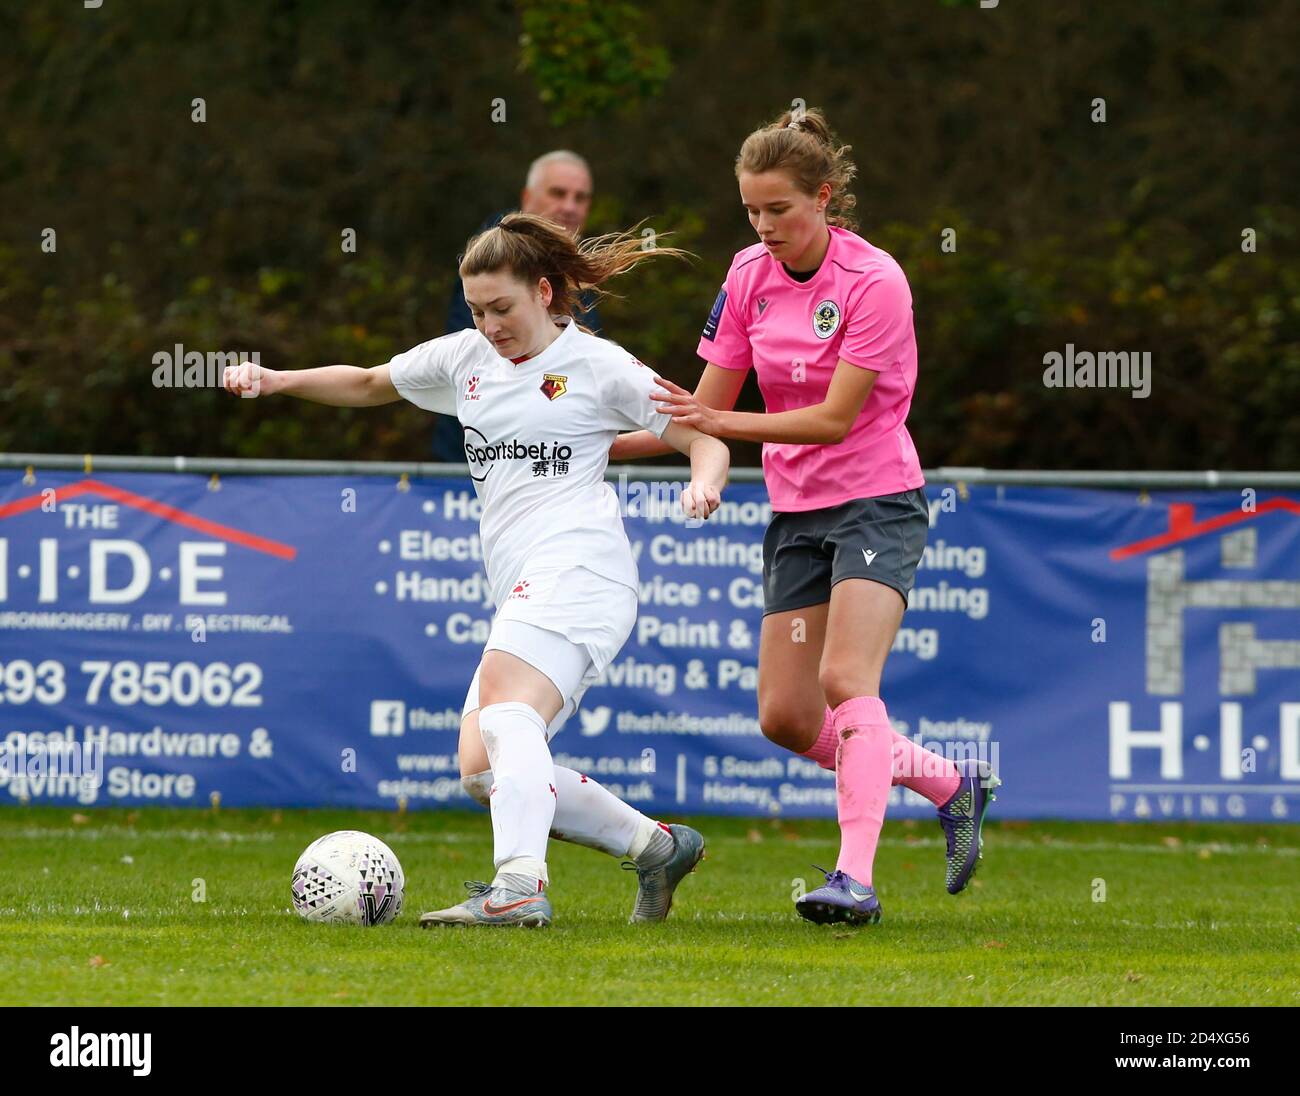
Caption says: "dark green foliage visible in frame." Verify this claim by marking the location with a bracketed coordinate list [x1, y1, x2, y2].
[2, 1, 1296, 469]
[518, 0, 672, 125]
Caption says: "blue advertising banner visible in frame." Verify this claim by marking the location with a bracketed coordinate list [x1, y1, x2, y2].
[1, 469, 1298, 821]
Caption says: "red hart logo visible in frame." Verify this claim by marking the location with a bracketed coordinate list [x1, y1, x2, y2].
[539, 373, 568, 400]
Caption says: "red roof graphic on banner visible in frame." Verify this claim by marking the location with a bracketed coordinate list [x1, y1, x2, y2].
[0, 478, 297, 560]
[1110, 498, 1300, 561]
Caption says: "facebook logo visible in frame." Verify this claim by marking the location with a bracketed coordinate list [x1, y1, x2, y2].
[370, 701, 406, 737]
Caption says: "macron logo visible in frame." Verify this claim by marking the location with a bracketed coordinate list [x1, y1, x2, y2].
[579, 706, 612, 737]
[862, 548, 877, 566]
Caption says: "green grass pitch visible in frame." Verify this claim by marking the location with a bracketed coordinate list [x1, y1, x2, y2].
[1, 806, 1297, 1006]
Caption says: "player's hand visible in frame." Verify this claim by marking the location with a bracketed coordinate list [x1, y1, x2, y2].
[222, 360, 278, 398]
[653, 377, 723, 436]
[681, 480, 721, 521]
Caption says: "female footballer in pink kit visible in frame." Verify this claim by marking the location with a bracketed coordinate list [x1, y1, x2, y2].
[612, 108, 999, 924]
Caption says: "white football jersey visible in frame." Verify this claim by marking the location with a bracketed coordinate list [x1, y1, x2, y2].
[386, 317, 673, 610]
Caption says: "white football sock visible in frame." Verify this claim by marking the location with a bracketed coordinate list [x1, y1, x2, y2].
[477, 701, 556, 886]
[463, 765, 650, 860]
[550, 764, 647, 858]
[628, 817, 675, 866]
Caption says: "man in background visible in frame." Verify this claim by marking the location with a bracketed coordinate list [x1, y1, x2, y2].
[432, 150, 603, 460]
[445, 149, 602, 336]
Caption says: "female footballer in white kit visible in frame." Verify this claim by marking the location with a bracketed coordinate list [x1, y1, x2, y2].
[224, 213, 730, 927]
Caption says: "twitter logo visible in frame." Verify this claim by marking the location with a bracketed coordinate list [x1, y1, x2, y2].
[579, 706, 612, 737]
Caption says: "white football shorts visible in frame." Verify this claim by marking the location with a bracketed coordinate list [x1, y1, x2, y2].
[461, 564, 638, 740]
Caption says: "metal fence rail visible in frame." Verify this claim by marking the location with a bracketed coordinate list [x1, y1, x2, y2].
[2, 452, 1299, 488]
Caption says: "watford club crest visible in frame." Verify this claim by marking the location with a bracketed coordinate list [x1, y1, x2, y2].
[539, 373, 568, 400]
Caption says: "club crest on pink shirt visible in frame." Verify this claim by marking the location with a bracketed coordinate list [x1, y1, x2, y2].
[813, 300, 841, 339]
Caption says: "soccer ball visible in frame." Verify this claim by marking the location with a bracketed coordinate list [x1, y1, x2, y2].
[291, 830, 405, 925]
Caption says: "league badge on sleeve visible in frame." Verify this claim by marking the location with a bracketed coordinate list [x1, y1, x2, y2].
[702, 287, 727, 341]
[813, 299, 841, 339]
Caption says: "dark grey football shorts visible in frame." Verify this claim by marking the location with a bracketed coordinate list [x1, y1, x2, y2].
[761, 488, 929, 615]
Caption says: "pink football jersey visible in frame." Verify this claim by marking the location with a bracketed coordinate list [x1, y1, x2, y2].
[696, 226, 925, 511]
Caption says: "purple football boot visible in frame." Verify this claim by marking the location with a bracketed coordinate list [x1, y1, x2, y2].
[795, 865, 882, 925]
[937, 757, 1001, 894]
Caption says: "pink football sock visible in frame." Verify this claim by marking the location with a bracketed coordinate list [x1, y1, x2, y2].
[799, 707, 838, 769]
[832, 695, 894, 886]
[804, 701, 962, 806]
[889, 728, 962, 805]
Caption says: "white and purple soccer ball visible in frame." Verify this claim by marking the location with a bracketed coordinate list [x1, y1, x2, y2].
[291, 830, 405, 926]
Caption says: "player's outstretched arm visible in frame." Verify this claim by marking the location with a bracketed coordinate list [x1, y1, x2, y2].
[610, 362, 747, 460]
[654, 359, 877, 445]
[661, 421, 729, 521]
[222, 360, 402, 407]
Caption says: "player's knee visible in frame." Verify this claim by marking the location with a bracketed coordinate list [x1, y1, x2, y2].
[817, 663, 876, 709]
[461, 770, 492, 808]
[758, 702, 818, 752]
[477, 654, 523, 708]
[476, 670, 507, 710]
